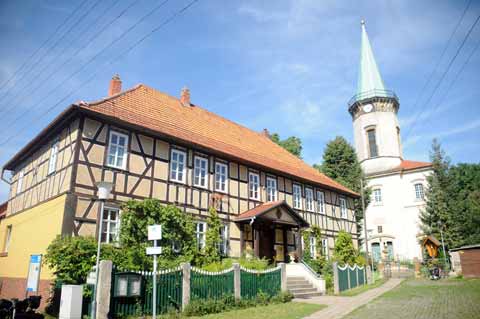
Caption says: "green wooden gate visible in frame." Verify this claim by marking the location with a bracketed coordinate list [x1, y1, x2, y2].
[190, 267, 234, 300]
[337, 264, 367, 292]
[110, 267, 182, 317]
[240, 266, 281, 299]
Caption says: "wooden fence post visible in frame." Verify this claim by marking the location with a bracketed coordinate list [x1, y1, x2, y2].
[333, 262, 340, 295]
[356, 266, 359, 287]
[96, 260, 113, 319]
[279, 263, 287, 292]
[181, 263, 191, 310]
[347, 265, 351, 290]
[233, 263, 241, 300]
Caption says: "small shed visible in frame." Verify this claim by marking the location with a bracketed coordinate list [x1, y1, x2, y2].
[421, 235, 441, 258]
[449, 244, 480, 278]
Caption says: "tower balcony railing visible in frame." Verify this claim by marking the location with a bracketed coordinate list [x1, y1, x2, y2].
[348, 89, 399, 108]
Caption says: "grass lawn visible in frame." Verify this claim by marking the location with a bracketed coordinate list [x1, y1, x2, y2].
[339, 278, 388, 296]
[343, 278, 480, 319]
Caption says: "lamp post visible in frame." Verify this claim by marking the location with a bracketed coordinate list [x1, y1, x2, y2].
[91, 181, 113, 319]
[360, 179, 371, 282]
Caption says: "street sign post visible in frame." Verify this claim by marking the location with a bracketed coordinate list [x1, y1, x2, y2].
[146, 225, 162, 319]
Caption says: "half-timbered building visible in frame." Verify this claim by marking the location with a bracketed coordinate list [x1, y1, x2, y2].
[0, 76, 358, 302]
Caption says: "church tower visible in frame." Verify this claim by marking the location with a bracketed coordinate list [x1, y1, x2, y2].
[349, 21, 402, 175]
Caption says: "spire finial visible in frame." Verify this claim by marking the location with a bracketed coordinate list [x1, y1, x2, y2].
[361, 19, 365, 26]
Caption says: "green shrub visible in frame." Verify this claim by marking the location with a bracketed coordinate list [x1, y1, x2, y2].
[201, 256, 271, 272]
[182, 291, 292, 317]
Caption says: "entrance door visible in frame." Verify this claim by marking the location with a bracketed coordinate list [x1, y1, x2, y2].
[259, 227, 275, 261]
[372, 243, 381, 262]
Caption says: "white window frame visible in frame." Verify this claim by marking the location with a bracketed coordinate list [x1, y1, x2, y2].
[16, 170, 24, 194]
[219, 224, 229, 256]
[305, 188, 314, 212]
[170, 149, 187, 183]
[340, 198, 347, 219]
[309, 235, 316, 259]
[106, 130, 128, 170]
[321, 238, 329, 259]
[317, 191, 325, 213]
[248, 172, 260, 200]
[48, 141, 59, 175]
[3, 225, 12, 253]
[293, 184, 302, 209]
[373, 188, 382, 204]
[193, 156, 208, 188]
[266, 177, 277, 202]
[195, 222, 207, 250]
[101, 207, 121, 244]
[215, 162, 228, 193]
[414, 183, 425, 201]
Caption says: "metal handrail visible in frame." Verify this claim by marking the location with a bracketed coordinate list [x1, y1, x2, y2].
[348, 89, 399, 107]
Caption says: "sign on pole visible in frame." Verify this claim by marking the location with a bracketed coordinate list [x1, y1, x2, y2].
[26, 254, 42, 292]
[148, 225, 162, 241]
[146, 224, 162, 319]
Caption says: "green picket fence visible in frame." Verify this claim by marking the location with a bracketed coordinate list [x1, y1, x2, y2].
[190, 267, 235, 300]
[337, 264, 367, 292]
[240, 266, 281, 299]
[338, 266, 349, 292]
[110, 267, 182, 317]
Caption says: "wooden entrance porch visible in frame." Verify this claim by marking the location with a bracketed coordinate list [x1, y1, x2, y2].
[234, 201, 309, 262]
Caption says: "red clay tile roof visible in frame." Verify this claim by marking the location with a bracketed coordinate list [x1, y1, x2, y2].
[396, 160, 432, 171]
[77, 85, 358, 197]
[235, 200, 309, 226]
[235, 201, 284, 220]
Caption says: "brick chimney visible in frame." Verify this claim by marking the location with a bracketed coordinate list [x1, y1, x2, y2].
[180, 86, 191, 106]
[108, 74, 122, 96]
[261, 128, 270, 137]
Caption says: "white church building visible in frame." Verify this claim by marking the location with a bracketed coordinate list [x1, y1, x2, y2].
[349, 21, 432, 261]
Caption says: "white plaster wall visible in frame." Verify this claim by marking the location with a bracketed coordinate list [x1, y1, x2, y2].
[353, 107, 402, 175]
[362, 168, 431, 260]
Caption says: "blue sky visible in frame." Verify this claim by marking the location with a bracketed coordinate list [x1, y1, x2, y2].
[0, 0, 479, 201]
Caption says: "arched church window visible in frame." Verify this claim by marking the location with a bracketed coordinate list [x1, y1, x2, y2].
[366, 128, 378, 158]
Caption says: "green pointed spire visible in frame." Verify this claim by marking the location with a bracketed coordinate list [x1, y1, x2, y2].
[356, 20, 387, 99]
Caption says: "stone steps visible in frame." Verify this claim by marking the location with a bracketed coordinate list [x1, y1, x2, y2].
[287, 276, 322, 299]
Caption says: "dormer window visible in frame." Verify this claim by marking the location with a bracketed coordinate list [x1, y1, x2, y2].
[366, 128, 378, 158]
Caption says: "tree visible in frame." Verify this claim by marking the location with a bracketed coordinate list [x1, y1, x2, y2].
[332, 230, 358, 265]
[420, 139, 452, 246]
[204, 206, 222, 264]
[444, 163, 480, 248]
[44, 236, 121, 284]
[120, 199, 197, 270]
[315, 136, 370, 237]
[270, 133, 303, 158]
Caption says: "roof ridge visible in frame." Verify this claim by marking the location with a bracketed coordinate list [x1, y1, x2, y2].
[76, 84, 358, 196]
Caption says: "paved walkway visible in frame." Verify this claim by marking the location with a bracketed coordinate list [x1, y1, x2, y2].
[297, 278, 403, 319]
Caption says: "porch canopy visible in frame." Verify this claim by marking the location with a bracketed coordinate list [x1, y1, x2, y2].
[234, 200, 309, 261]
[234, 200, 309, 228]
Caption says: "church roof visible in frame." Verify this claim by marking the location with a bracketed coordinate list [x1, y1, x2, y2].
[396, 160, 432, 171]
[354, 21, 390, 102]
